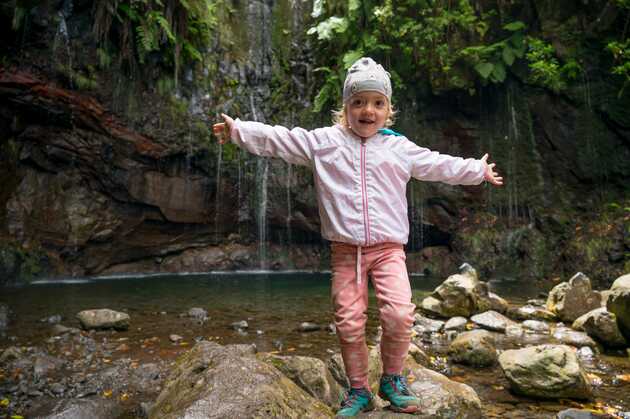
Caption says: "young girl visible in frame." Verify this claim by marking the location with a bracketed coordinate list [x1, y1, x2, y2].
[213, 57, 503, 417]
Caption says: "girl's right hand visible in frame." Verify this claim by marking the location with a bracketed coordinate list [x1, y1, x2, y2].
[212, 113, 235, 144]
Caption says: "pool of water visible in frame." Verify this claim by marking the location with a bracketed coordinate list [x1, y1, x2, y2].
[1, 271, 539, 357]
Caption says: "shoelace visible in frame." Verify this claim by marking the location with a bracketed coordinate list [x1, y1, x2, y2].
[384, 375, 411, 396]
[341, 388, 370, 408]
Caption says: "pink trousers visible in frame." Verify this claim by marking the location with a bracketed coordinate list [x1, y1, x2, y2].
[330, 242, 416, 389]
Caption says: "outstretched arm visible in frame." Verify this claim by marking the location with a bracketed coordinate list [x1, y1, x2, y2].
[211, 113, 319, 166]
[480, 153, 503, 186]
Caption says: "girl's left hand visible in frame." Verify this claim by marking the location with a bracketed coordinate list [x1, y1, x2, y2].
[481, 153, 503, 186]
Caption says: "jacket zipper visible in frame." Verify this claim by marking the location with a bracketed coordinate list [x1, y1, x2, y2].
[360, 139, 371, 246]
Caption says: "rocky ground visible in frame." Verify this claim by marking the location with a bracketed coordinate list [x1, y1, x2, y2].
[1, 268, 630, 418]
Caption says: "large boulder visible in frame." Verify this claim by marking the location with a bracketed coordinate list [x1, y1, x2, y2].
[448, 330, 497, 367]
[420, 266, 498, 318]
[607, 288, 630, 341]
[258, 354, 343, 408]
[498, 345, 592, 399]
[611, 273, 630, 290]
[76, 309, 130, 331]
[407, 365, 483, 419]
[149, 342, 332, 419]
[572, 308, 627, 348]
[546, 273, 602, 322]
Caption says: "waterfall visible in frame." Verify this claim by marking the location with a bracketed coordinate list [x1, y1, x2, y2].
[506, 87, 519, 225]
[250, 93, 268, 269]
[215, 137, 223, 243]
[286, 162, 293, 250]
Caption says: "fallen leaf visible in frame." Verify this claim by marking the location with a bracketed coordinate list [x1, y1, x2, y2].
[1, 398, 9, 407]
[615, 373, 630, 383]
[119, 393, 129, 401]
[102, 389, 113, 398]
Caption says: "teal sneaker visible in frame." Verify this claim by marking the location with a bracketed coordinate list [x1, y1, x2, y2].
[378, 374, 421, 413]
[336, 387, 375, 417]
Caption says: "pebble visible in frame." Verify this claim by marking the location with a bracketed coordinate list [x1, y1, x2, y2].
[298, 322, 320, 332]
[231, 320, 248, 330]
[169, 334, 183, 342]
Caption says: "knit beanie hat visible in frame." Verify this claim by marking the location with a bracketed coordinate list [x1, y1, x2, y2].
[342, 57, 392, 103]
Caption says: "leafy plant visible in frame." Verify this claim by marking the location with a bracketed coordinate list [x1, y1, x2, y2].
[306, 0, 529, 109]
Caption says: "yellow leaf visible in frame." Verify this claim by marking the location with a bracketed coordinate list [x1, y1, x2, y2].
[1, 398, 9, 407]
[11, 416, 24, 419]
[287, 348, 296, 352]
[119, 393, 129, 401]
[616, 373, 630, 382]
[492, 385, 504, 390]
[103, 389, 113, 398]
[179, 341, 189, 346]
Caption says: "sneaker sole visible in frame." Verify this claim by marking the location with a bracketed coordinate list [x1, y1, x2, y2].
[378, 391, 419, 414]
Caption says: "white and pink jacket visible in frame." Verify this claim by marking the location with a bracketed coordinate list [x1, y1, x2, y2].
[230, 120, 486, 247]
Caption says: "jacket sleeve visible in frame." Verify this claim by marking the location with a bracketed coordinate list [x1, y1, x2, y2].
[229, 119, 320, 166]
[403, 139, 486, 185]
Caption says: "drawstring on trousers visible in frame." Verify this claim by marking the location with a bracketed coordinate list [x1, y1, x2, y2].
[356, 246, 361, 284]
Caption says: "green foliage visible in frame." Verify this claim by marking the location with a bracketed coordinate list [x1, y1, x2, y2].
[524, 37, 582, 93]
[306, 0, 529, 108]
[93, 0, 221, 83]
[607, 39, 630, 97]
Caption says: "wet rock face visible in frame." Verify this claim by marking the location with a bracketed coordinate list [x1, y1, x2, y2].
[546, 273, 602, 322]
[149, 341, 332, 419]
[498, 344, 592, 400]
[572, 308, 627, 348]
[607, 288, 630, 341]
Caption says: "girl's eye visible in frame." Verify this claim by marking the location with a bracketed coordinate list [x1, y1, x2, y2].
[351, 99, 364, 106]
[375, 100, 385, 107]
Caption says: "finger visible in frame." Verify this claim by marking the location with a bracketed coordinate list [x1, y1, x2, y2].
[481, 153, 488, 162]
[488, 163, 496, 169]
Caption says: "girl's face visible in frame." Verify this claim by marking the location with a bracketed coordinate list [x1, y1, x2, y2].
[346, 92, 389, 139]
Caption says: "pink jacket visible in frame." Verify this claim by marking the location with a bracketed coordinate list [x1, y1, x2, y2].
[230, 120, 486, 247]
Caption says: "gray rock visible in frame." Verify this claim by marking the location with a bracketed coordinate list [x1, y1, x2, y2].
[258, 353, 343, 408]
[0, 346, 22, 362]
[444, 316, 468, 331]
[470, 310, 516, 333]
[498, 344, 592, 399]
[187, 307, 208, 321]
[556, 408, 609, 418]
[546, 273, 602, 322]
[298, 322, 320, 332]
[553, 326, 600, 350]
[522, 320, 551, 333]
[572, 308, 627, 348]
[169, 334, 183, 342]
[611, 273, 630, 291]
[448, 330, 497, 367]
[76, 309, 130, 330]
[413, 314, 445, 334]
[607, 288, 630, 341]
[420, 270, 494, 318]
[477, 292, 509, 314]
[408, 366, 482, 419]
[34, 354, 65, 379]
[231, 320, 248, 330]
[149, 341, 332, 418]
[508, 304, 557, 321]
[28, 396, 123, 419]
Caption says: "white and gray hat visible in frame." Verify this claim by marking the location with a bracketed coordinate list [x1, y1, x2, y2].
[342, 57, 392, 103]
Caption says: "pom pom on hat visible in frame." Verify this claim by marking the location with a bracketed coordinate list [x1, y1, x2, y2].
[342, 57, 392, 103]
